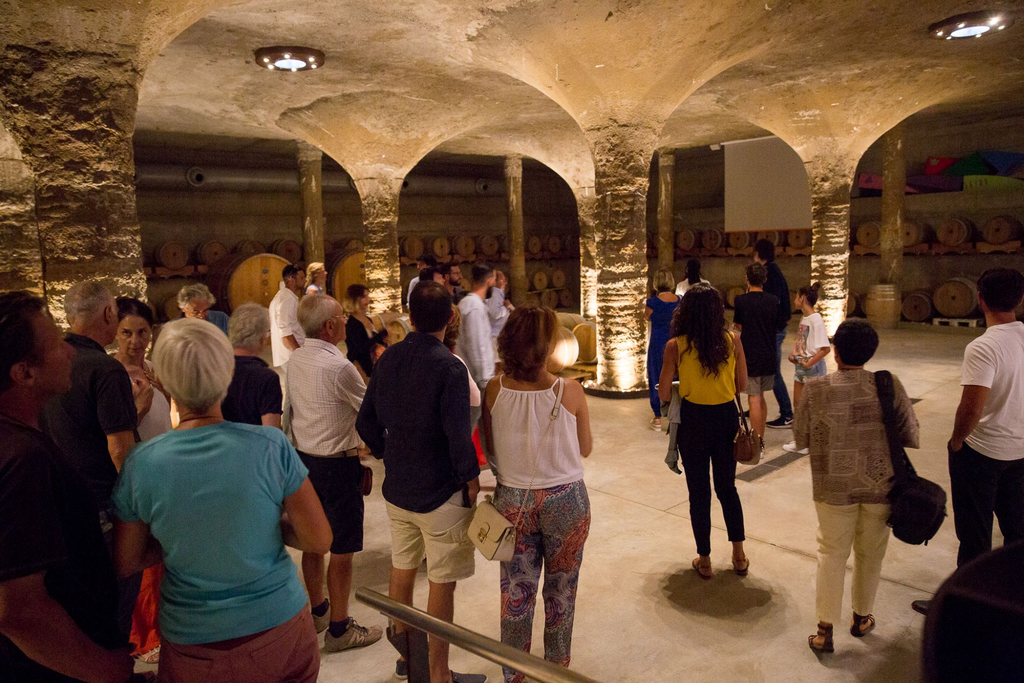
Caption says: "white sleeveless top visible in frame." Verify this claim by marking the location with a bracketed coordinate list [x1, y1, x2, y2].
[490, 377, 584, 489]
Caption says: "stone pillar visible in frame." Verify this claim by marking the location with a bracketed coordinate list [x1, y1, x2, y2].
[0, 49, 146, 324]
[590, 131, 657, 392]
[879, 124, 906, 289]
[504, 156, 528, 306]
[0, 126, 43, 297]
[806, 155, 858, 336]
[352, 176, 403, 314]
[656, 151, 675, 273]
[296, 141, 325, 265]
[573, 187, 598, 319]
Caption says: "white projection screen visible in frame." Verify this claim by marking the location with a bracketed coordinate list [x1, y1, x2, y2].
[724, 136, 812, 233]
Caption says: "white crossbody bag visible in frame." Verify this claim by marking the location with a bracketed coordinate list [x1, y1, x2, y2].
[469, 378, 565, 562]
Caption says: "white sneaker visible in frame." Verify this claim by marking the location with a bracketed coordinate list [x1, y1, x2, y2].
[782, 441, 809, 455]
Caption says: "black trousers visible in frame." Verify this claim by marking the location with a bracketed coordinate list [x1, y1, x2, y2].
[678, 399, 745, 556]
[949, 442, 1024, 567]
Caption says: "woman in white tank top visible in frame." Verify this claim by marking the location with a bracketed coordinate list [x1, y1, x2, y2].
[481, 306, 592, 683]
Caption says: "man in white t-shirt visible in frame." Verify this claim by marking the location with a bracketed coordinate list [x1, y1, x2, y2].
[948, 268, 1024, 567]
[269, 264, 307, 368]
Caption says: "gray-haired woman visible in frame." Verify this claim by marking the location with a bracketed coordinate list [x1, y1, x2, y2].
[177, 283, 229, 335]
[111, 318, 332, 683]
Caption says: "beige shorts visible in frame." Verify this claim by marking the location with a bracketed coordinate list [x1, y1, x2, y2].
[386, 494, 476, 584]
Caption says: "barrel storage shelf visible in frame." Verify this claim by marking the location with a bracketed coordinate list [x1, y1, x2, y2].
[674, 228, 814, 258]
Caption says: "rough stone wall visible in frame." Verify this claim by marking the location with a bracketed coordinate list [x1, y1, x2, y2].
[806, 155, 858, 335]
[353, 176, 403, 314]
[574, 188, 598, 319]
[0, 46, 146, 323]
[296, 141, 325, 265]
[0, 126, 43, 296]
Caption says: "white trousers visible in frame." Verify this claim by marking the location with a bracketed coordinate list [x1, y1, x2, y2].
[814, 502, 891, 626]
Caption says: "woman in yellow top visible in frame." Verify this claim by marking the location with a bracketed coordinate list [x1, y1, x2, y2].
[658, 283, 749, 580]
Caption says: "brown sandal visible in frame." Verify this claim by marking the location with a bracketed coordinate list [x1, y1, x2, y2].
[732, 556, 750, 576]
[808, 622, 834, 653]
[692, 557, 713, 580]
[851, 613, 875, 638]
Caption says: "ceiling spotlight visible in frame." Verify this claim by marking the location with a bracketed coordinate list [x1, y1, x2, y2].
[253, 46, 325, 72]
[930, 10, 1015, 40]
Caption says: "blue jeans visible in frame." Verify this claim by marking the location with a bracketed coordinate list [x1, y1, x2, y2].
[773, 330, 793, 419]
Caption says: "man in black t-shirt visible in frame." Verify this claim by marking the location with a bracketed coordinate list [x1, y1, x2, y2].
[755, 239, 795, 428]
[222, 303, 284, 427]
[733, 262, 779, 437]
[0, 292, 136, 683]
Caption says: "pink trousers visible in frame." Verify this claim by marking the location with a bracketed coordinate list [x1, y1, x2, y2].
[158, 610, 320, 683]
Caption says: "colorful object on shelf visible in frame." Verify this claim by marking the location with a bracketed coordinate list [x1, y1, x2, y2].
[941, 152, 995, 177]
[979, 151, 1024, 177]
[907, 174, 963, 193]
[962, 175, 1024, 192]
[857, 173, 917, 194]
[925, 157, 958, 175]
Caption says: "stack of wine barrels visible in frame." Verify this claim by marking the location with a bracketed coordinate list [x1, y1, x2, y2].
[234, 239, 265, 256]
[936, 217, 975, 247]
[756, 230, 786, 248]
[269, 239, 303, 264]
[478, 234, 500, 258]
[981, 215, 1023, 245]
[526, 235, 544, 256]
[207, 253, 289, 313]
[326, 248, 366, 299]
[194, 240, 228, 267]
[154, 242, 189, 270]
[855, 221, 881, 248]
[700, 229, 724, 250]
[901, 220, 932, 247]
[453, 235, 476, 259]
[787, 230, 812, 249]
[864, 284, 900, 329]
[556, 313, 597, 364]
[428, 236, 451, 259]
[401, 236, 425, 260]
[547, 235, 563, 254]
[902, 290, 933, 322]
[934, 277, 978, 318]
[675, 228, 698, 251]
[728, 232, 754, 249]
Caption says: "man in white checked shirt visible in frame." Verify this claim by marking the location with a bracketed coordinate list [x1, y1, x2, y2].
[286, 294, 383, 652]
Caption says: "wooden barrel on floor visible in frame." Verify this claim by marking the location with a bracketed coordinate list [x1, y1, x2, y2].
[756, 230, 786, 248]
[855, 222, 881, 248]
[936, 217, 974, 247]
[526, 235, 543, 255]
[234, 239, 265, 255]
[547, 235, 563, 254]
[700, 230, 724, 250]
[478, 234, 500, 258]
[865, 284, 900, 329]
[557, 312, 585, 330]
[728, 232, 754, 249]
[326, 248, 366, 299]
[547, 326, 579, 373]
[788, 230, 812, 249]
[981, 215, 1023, 245]
[572, 321, 597, 363]
[154, 241, 189, 270]
[400, 236, 424, 260]
[901, 220, 932, 247]
[453, 235, 476, 258]
[934, 277, 978, 318]
[385, 316, 413, 344]
[428, 236, 450, 258]
[558, 289, 572, 308]
[540, 290, 560, 308]
[269, 239, 303, 264]
[902, 290, 933, 322]
[194, 240, 228, 267]
[207, 253, 289, 313]
[675, 228, 698, 251]
[725, 286, 745, 308]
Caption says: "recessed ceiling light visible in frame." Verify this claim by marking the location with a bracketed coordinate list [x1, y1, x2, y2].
[253, 46, 325, 72]
[929, 10, 1015, 40]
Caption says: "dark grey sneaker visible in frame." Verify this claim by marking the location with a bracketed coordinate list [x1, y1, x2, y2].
[766, 416, 793, 429]
[395, 658, 408, 680]
[324, 618, 384, 652]
[451, 673, 487, 683]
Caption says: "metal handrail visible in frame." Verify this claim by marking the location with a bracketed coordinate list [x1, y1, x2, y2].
[355, 588, 604, 683]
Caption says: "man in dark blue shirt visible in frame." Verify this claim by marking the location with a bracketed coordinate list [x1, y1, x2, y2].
[357, 281, 485, 683]
[754, 239, 794, 428]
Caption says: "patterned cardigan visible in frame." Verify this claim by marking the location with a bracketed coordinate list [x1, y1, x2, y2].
[794, 369, 919, 506]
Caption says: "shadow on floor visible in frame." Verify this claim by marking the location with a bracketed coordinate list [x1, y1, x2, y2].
[810, 634, 920, 682]
[661, 565, 775, 618]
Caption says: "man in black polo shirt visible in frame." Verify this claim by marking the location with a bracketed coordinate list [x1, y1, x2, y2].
[754, 239, 795, 429]
[357, 281, 485, 683]
[222, 302, 284, 428]
[0, 292, 136, 683]
[39, 280, 146, 641]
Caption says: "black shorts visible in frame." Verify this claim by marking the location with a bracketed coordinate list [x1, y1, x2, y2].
[297, 452, 364, 555]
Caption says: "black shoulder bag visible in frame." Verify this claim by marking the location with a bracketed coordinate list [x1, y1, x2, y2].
[874, 370, 947, 545]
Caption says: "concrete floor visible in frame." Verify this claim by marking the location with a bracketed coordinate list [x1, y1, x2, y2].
[241, 324, 1000, 682]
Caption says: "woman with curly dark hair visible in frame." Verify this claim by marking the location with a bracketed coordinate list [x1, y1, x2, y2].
[658, 283, 749, 580]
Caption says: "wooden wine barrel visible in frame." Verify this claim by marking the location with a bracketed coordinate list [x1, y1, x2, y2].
[558, 289, 572, 309]
[902, 290, 933, 322]
[154, 241, 189, 270]
[526, 235, 543, 255]
[675, 228, 698, 251]
[547, 235, 563, 254]
[453, 235, 476, 258]
[269, 239, 303, 264]
[855, 222, 881, 248]
[981, 215, 1023, 245]
[523, 292, 541, 306]
[846, 293, 858, 317]
[573, 321, 597, 363]
[385, 316, 413, 344]
[531, 267, 550, 291]
[146, 277, 201, 323]
[547, 326, 579, 374]
[787, 230, 812, 249]
[540, 290, 560, 308]
[936, 217, 974, 247]
[207, 253, 289, 313]
[340, 238, 365, 252]
[756, 230, 786, 247]
[194, 240, 228, 267]
[557, 312, 585, 330]
[428, 236, 450, 258]
[728, 232, 754, 249]
[326, 248, 366, 299]
[401, 236, 425, 260]
[701, 230, 724, 250]
[726, 286, 745, 308]
[478, 234, 500, 257]
[934, 277, 978, 318]
[901, 220, 932, 247]
[549, 268, 566, 290]
[234, 239, 265, 256]
[865, 284, 900, 329]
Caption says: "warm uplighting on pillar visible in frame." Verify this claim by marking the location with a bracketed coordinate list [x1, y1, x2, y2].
[813, 252, 850, 336]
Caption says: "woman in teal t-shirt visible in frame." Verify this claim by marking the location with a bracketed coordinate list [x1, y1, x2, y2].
[112, 318, 332, 683]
